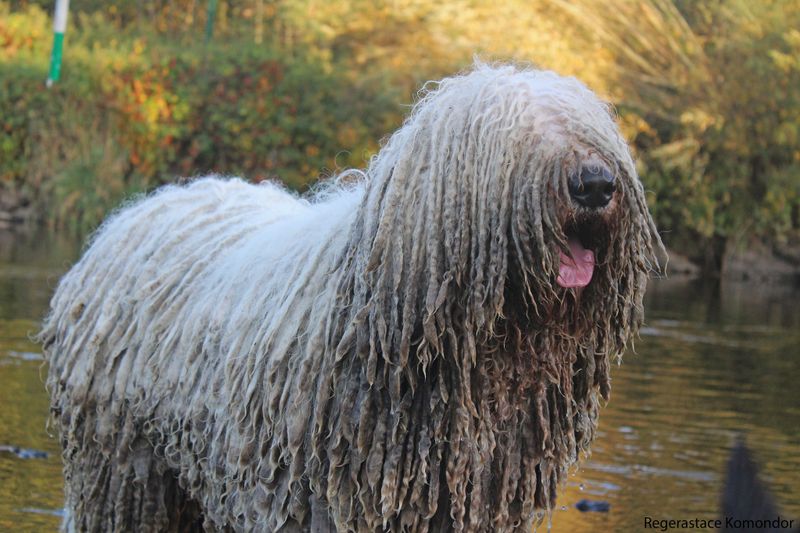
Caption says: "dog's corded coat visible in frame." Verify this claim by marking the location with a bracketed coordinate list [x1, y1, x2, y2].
[42, 64, 662, 532]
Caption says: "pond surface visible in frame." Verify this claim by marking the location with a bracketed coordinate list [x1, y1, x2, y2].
[0, 230, 798, 531]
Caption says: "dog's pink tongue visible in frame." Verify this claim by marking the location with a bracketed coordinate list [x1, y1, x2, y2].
[557, 238, 595, 288]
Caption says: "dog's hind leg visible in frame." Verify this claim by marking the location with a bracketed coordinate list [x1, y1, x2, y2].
[59, 411, 204, 532]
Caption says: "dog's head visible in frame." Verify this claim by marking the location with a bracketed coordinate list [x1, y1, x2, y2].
[359, 63, 661, 347]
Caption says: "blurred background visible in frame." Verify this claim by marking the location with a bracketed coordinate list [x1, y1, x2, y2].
[1, 0, 799, 277]
[0, 1, 798, 531]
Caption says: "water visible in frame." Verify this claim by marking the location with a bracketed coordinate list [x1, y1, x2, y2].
[552, 279, 800, 532]
[1, 230, 798, 531]
[0, 231, 78, 531]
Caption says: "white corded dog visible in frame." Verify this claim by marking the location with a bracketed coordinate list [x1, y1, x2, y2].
[43, 63, 662, 532]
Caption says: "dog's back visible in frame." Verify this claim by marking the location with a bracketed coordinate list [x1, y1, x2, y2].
[43, 177, 359, 531]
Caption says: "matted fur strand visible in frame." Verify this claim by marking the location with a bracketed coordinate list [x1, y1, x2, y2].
[42, 63, 662, 532]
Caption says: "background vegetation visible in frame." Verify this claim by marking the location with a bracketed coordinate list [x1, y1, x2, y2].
[1, 0, 799, 275]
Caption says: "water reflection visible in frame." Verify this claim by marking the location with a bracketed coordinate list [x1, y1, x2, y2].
[0, 231, 798, 531]
[0, 230, 78, 531]
[0, 231, 79, 321]
[553, 278, 800, 532]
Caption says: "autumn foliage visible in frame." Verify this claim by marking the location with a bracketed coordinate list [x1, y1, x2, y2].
[1, 0, 798, 272]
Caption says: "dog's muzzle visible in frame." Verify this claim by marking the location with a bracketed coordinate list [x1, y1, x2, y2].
[568, 166, 616, 209]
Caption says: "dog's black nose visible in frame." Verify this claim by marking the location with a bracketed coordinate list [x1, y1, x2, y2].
[568, 167, 616, 208]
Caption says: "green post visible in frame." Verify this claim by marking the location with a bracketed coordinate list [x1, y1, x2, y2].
[47, 0, 70, 87]
[204, 0, 218, 45]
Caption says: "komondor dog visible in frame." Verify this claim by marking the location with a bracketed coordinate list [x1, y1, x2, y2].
[41, 64, 662, 532]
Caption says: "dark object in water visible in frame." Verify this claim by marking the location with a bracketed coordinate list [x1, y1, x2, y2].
[575, 499, 611, 512]
[0, 445, 48, 459]
[722, 439, 799, 532]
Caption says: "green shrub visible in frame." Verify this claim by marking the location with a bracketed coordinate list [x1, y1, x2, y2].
[0, 2, 402, 233]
